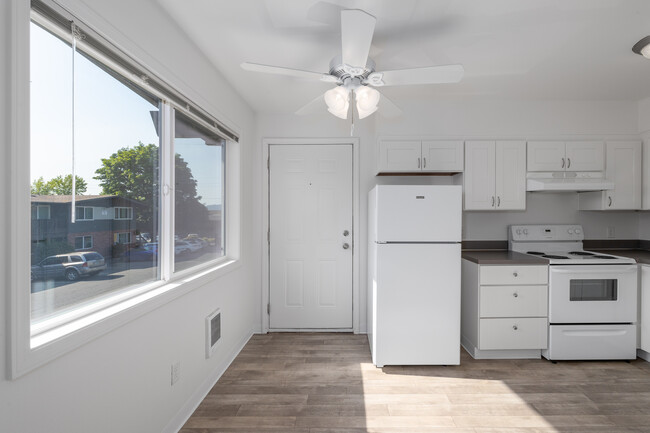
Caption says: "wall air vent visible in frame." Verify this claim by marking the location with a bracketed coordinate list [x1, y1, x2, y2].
[205, 308, 221, 359]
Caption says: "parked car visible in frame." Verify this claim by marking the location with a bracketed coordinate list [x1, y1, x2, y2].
[31, 252, 106, 282]
[174, 241, 192, 255]
[124, 248, 157, 261]
[143, 242, 159, 253]
[183, 238, 204, 252]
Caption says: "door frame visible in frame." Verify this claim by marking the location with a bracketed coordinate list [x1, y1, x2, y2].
[261, 138, 360, 333]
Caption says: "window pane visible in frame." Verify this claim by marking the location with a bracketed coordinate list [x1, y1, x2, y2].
[174, 111, 225, 272]
[30, 22, 161, 323]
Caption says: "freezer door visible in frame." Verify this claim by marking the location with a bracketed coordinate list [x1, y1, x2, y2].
[373, 243, 461, 366]
[374, 185, 461, 242]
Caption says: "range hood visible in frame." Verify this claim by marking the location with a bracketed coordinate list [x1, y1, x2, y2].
[526, 172, 615, 192]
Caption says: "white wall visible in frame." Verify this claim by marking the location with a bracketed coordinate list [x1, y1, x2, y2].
[374, 99, 642, 240]
[256, 99, 644, 334]
[1, 1, 259, 432]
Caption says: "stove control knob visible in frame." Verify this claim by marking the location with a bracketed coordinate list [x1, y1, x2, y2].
[516, 229, 522, 235]
[568, 229, 574, 234]
[575, 228, 582, 234]
[522, 229, 529, 235]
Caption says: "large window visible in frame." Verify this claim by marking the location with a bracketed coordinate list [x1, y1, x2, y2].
[174, 112, 225, 273]
[30, 20, 161, 323]
[26, 2, 236, 352]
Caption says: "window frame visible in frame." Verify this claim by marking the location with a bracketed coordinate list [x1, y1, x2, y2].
[113, 207, 133, 220]
[115, 232, 131, 244]
[75, 206, 93, 221]
[9, 0, 242, 379]
[74, 235, 93, 250]
[35, 204, 50, 220]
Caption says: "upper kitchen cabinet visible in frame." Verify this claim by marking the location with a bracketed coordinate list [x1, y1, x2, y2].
[378, 140, 463, 174]
[465, 141, 526, 210]
[579, 141, 642, 210]
[527, 141, 604, 172]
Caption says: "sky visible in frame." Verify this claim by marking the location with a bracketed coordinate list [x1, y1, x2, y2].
[30, 23, 222, 206]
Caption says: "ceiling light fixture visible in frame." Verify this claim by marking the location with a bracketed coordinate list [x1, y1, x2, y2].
[632, 36, 650, 59]
[354, 86, 380, 119]
[324, 86, 350, 119]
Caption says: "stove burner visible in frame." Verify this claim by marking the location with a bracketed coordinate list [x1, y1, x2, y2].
[526, 251, 546, 255]
[542, 254, 570, 259]
[569, 251, 595, 256]
[592, 255, 616, 259]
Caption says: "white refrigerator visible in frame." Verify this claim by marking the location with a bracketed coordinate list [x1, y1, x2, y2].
[368, 185, 462, 367]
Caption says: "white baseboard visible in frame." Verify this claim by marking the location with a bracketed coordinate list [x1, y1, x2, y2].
[162, 327, 255, 433]
[462, 334, 542, 360]
[638, 348, 650, 362]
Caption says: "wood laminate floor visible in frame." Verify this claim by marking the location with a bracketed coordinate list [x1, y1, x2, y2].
[181, 333, 650, 433]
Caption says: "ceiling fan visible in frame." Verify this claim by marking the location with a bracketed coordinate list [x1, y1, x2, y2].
[241, 9, 464, 120]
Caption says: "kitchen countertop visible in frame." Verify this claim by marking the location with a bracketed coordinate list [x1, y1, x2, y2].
[462, 250, 549, 265]
[592, 249, 650, 265]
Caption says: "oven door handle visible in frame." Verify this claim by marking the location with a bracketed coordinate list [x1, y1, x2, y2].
[550, 265, 638, 274]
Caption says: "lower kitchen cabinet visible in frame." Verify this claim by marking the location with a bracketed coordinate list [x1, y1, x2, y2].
[461, 260, 549, 359]
[641, 265, 650, 359]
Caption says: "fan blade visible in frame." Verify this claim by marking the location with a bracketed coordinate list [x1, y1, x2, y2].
[241, 62, 336, 82]
[377, 93, 402, 118]
[295, 94, 325, 116]
[378, 64, 464, 86]
[341, 10, 376, 68]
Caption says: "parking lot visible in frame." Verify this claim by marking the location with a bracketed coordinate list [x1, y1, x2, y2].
[31, 248, 221, 321]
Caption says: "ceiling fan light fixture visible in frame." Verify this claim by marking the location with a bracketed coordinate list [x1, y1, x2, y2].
[324, 86, 350, 119]
[355, 86, 380, 119]
[632, 36, 650, 59]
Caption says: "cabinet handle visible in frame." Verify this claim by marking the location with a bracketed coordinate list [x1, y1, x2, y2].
[608, 196, 612, 207]
[491, 196, 495, 207]
[512, 325, 518, 331]
[423, 157, 426, 168]
[561, 157, 565, 169]
[417, 157, 421, 169]
[497, 196, 501, 207]
[567, 158, 571, 169]
[513, 272, 518, 277]
[513, 292, 519, 298]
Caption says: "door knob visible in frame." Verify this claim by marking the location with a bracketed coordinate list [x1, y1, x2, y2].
[342, 243, 350, 250]
[343, 230, 349, 236]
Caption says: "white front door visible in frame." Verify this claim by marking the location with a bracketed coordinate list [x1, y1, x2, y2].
[269, 144, 353, 329]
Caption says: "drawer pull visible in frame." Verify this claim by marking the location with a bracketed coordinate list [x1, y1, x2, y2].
[513, 272, 518, 277]
[513, 292, 518, 298]
[512, 325, 518, 331]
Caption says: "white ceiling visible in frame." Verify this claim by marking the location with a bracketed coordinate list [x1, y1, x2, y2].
[158, 0, 650, 115]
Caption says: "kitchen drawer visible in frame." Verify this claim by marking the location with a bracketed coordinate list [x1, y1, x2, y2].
[480, 265, 548, 286]
[480, 285, 548, 318]
[479, 317, 548, 350]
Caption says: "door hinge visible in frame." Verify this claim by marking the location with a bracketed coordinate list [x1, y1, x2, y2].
[267, 303, 270, 314]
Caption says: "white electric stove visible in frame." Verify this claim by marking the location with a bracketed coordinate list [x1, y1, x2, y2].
[509, 224, 636, 265]
[509, 224, 638, 361]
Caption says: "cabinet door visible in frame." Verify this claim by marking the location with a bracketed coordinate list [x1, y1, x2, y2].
[527, 141, 565, 172]
[565, 141, 604, 171]
[642, 266, 650, 353]
[378, 140, 421, 172]
[421, 140, 464, 172]
[495, 141, 526, 210]
[604, 141, 642, 210]
[464, 141, 496, 210]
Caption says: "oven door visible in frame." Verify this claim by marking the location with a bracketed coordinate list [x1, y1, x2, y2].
[549, 265, 637, 324]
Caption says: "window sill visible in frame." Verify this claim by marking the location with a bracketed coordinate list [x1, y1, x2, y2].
[20, 257, 240, 377]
